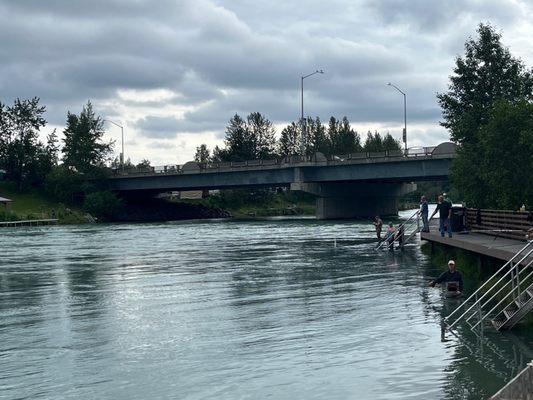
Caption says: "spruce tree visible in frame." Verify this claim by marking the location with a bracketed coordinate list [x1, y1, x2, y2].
[62, 101, 113, 173]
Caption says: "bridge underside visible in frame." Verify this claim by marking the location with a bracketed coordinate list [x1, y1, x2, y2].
[291, 182, 416, 219]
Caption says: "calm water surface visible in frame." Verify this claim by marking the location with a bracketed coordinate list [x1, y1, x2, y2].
[1, 214, 532, 399]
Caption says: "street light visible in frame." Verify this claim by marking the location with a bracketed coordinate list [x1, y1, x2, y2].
[301, 69, 324, 155]
[387, 82, 407, 153]
[103, 119, 124, 170]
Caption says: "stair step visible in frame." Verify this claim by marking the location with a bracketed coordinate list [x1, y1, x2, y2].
[491, 318, 504, 331]
[504, 309, 516, 319]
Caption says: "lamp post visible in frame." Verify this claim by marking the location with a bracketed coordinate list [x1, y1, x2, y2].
[387, 82, 407, 153]
[301, 69, 324, 155]
[104, 119, 124, 170]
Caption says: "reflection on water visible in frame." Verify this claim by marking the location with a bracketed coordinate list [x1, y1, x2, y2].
[0, 215, 531, 400]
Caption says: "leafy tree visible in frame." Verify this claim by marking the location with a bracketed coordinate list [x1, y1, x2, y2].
[451, 100, 533, 208]
[0, 97, 47, 188]
[278, 122, 300, 157]
[62, 101, 113, 173]
[438, 24, 533, 145]
[83, 191, 122, 221]
[136, 159, 151, 169]
[194, 144, 211, 164]
[439, 24, 533, 208]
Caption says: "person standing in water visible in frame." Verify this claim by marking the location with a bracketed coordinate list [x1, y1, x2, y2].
[429, 260, 463, 294]
[420, 195, 429, 232]
[373, 216, 383, 241]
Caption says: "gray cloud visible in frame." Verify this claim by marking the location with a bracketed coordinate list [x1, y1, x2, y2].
[0, 0, 531, 162]
[134, 116, 181, 138]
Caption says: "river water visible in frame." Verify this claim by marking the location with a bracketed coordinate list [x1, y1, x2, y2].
[1, 214, 532, 400]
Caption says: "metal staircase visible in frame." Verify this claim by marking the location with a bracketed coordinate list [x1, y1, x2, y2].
[376, 210, 421, 250]
[445, 241, 533, 332]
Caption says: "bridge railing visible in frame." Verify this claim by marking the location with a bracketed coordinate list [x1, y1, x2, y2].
[112, 145, 452, 177]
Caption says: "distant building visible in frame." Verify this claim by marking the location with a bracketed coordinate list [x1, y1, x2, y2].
[0, 196, 12, 211]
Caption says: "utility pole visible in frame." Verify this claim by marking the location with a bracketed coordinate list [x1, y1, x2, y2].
[387, 83, 407, 153]
[300, 70, 324, 155]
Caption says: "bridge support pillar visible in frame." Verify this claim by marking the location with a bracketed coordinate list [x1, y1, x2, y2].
[291, 182, 416, 220]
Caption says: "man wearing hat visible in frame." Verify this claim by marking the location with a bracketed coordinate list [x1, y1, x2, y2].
[429, 260, 463, 294]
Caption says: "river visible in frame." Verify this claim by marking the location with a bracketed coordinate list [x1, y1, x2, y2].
[1, 214, 532, 399]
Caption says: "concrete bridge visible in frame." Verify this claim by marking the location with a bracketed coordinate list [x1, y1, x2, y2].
[109, 143, 456, 219]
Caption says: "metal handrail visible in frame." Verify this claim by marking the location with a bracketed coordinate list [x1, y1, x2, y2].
[376, 209, 421, 250]
[446, 241, 533, 328]
[465, 257, 533, 325]
[470, 264, 533, 330]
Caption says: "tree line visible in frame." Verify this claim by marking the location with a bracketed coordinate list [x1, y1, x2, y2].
[194, 114, 401, 163]
[0, 100, 121, 219]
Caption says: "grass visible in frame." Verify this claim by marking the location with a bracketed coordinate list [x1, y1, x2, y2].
[0, 181, 87, 224]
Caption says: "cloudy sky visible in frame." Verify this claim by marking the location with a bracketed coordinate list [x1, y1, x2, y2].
[1, 0, 532, 165]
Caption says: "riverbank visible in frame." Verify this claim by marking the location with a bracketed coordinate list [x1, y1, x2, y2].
[0, 182, 87, 224]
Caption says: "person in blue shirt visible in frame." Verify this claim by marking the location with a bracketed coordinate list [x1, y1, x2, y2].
[420, 195, 429, 232]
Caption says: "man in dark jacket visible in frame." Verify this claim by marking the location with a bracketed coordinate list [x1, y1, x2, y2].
[430, 194, 452, 238]
[429, 260, 463, 294]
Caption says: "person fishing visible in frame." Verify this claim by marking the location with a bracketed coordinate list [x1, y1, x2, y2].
[428, 260, 463, 295]
[420, 195, 429, 232]
[385, 222, 396, 250]
[373, 216, 383, 241]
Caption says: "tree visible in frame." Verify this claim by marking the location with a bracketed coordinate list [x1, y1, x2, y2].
[363, 131, 383, 152]
[326, 117, 340, 154]
[306, 116, 330, 155]
[1, 98, 47, 188]
[136, 159, 151, 170]
[451, 100, 533, 208]
[278, 122, 300, 157]
[438, 24, 533, 208]
[62, 101, 114, 173]
[194, 144, 211, 164]
[332, 117, 361, 154]
[382, 133, 402, 151]
[247, 112, 276, 159]
[437, 24, 533, 145]
[221, 114, 256, 162]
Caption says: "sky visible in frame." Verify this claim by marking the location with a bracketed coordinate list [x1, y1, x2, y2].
[1, 0, 532, 165]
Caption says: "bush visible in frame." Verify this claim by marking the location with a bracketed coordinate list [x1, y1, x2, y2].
[83, 191, 122, 221]
[0, 210, 20, 222]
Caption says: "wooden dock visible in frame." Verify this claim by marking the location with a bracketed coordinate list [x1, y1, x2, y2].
[0, 218, 58, 227]
[421, 208, 532, 264]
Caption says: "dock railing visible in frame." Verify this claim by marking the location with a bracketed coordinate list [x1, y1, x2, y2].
[466, 208, 532, 241]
